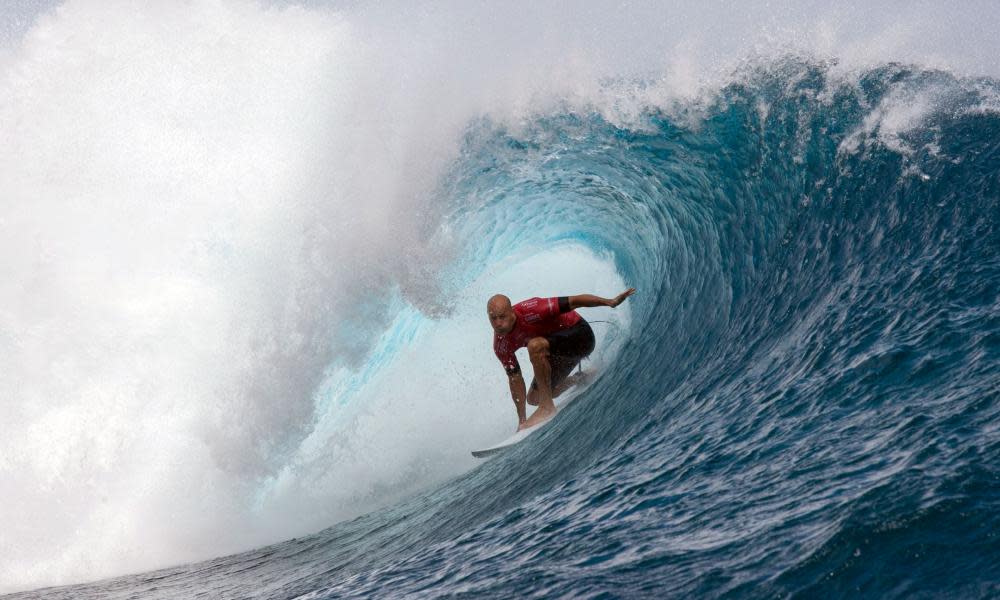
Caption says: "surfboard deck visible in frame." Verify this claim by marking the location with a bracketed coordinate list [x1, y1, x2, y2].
[471, 385, 584, 458]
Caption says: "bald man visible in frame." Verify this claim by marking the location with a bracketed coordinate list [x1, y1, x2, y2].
[488, 289, 635, 430]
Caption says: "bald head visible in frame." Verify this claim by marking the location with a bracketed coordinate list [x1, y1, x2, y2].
[487, 294, 511, 313]
[487, 294, 516, 334]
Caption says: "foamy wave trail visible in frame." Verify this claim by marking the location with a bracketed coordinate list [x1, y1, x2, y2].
[10, 57, 998, 598]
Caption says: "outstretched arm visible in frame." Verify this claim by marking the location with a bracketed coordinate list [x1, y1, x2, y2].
[567, 288, 636, 310]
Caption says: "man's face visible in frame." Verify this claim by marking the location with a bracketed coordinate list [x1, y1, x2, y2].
[488, 304, 516, 335]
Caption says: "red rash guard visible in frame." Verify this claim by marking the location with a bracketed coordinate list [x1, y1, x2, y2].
[493, 296, 582, 375]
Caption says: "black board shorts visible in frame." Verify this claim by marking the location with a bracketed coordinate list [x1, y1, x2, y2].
[531, 319, 595, 391]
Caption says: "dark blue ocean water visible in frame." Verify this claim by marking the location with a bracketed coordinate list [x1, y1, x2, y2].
[12, 60, 1000, 599]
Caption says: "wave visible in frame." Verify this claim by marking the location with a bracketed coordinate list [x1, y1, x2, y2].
[301, 58, 1000, 599]
[3, 2, 1000, 596]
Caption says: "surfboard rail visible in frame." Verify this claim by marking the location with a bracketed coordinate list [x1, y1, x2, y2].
[471, 427, 536, 458]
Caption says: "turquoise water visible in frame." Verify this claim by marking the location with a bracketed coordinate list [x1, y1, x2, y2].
[14, 59, 999, 599]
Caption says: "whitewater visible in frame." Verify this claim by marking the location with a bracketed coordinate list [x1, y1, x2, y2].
[2, 1, 998, 597]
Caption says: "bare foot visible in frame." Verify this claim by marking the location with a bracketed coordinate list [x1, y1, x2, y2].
[519, 405, 555, 430]
[553, 370, 594, 397]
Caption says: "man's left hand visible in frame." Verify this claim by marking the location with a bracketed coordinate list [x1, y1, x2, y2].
[608, 288, 636, 307]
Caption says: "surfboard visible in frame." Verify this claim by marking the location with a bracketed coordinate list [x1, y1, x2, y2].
[471, 388, 582, 458]
[471, 427, 535, 458]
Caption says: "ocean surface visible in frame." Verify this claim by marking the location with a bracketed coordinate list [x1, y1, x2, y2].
[3, 2, 999, 598]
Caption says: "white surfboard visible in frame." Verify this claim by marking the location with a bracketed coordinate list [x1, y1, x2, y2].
[471, 427, 536, 458]
[471, 386, 583, 458]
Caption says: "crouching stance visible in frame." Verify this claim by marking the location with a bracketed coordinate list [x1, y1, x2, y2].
[487, 289, 635, 430]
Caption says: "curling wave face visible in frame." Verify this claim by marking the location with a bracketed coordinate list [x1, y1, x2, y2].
[11, 57, 999, 598]
[301, 61, 1000, 600]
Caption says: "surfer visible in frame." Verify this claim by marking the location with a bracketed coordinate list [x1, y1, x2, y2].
[488, 289, 635, 430]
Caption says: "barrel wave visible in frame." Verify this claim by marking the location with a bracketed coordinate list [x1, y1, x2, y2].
[10, 55, 998, 599]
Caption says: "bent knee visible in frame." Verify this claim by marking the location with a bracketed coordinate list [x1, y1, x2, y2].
[527, 337, 550, 356]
